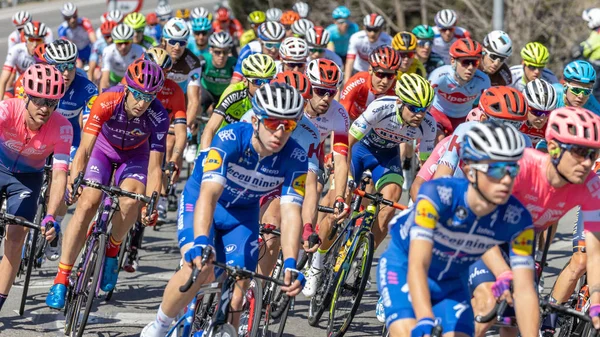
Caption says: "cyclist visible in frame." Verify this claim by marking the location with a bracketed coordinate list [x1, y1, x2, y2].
[175, 8, 190, 22]
[281, 10, 301, 37]
[232, 22, 285, 83]
[46, 60, 168, 309]
[266, 8, 283, 22]
[306, 27, 343, 69]
[145, 13, 161, 42]
[187, 17, 212, 58]
[290, 18, 314, 39]
[8, 11, 52, 49]
[326, 6, 359, 63]
[378, 120, 538, 337]
[521, 79, 558, 150]
[99, 24, 145, 92]
[0, 64, 70, 311]
[199, 32, 237, 113]
[212, 7, 243, 43]
[392, 31, 426, 78]
[240, 11, 265, 47]
[411, 24, 444, 76]
[155, 4, 173, 27]
[340, 45, 401, 121]
[432, 9, 470, 64]
[124, 12, 158, 50]
[428, 38, 490, 140]
[344, 14, 392, 83]
[141, 83, 307, 337]
[96, 10, 122, 42]
[293, 1, 310, 19]
[278, 37, 309, 73]
[201, 53, 276, 149]
[89, 20, 117, 81]
[553, 59, 600, 114]
[58, 2, 97, 67]
[575, 8, 600, 94]
[480, 30, 513, 86]
[510, 42, 559, 92]
[0, 21, 48, 100]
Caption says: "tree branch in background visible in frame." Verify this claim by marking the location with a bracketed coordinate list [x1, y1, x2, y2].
[393, 0, 406, 31]
[458, 0, 490, 29]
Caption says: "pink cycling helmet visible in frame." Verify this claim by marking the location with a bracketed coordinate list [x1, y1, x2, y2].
[546, 107, 600, 148]
[22, 64, 65, 99]
[466, 107, 485, 122]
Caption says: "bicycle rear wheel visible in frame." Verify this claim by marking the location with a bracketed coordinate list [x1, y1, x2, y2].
[327, 231, 374, 337]
[213, 323, 237, 337]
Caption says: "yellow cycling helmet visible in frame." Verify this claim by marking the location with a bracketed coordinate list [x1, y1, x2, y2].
[144, 47, 173, 71]
[242, 53, 276, 78]
[392, 31, 417, 52]
[248, 11, 266, 25]
[240, 29, 257, 47]
[395, 73, 434, 108]
[520, 42, 549, 67]
[176, 8, 191, 20]
[124, 12, 146, 30]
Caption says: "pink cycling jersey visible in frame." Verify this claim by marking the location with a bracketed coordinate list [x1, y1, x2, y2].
[0, 98, 72, 173]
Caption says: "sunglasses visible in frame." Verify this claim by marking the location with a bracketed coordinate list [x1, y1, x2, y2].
[310, 48, 325, 54]
[417, 39, 432, 48]
[26, 36, 43, 43]
[459, 58, 480, 68]
[373, 71, 396, 80]
[263, 42, 281, 50]
[471, 162, 521, 179]
[525, 64, 544, 71]
[115, 41, 131, 46]
[193, 30, 211, 36]
[128, 87, 156, 102]
[260, 117, 298, 132]
[529, 107, 551, 117]
[134, 28, 145, 34]
[313, 87, 337, 97]
[336, 19, 348, 24]
[560, 143, 600, 161]
[487, 53, 507, 63]
[399, 52, 415, 59]
[248, 78, 271, 86]
[283, 24, 292, 30]
[284, 62, 305, 69]
[567, 84, 592, 96]
[103, 34, 112, 40]
[63, 15, 77, 20]
[55, 62, 76, 72]
[212, 49, 229, 56]
[440, 27, 454, 33]
[165, 38, 187, 47]
[28, 94, 59, 108]
[405, 103, 428, 114]
[365, 27, 381, 33]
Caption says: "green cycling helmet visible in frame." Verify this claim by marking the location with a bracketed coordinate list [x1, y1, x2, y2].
[124, 12, 146, 30]
[412, 24, 434, 40]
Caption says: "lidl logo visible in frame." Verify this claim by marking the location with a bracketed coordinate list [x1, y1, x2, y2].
[414, 199, 438, 230]
[292, 173, 306, 197]
[203, 149, 223, 172]
[512, 228, 534, 256]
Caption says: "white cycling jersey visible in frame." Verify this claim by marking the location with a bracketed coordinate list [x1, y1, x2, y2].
[347, 30, 392, 72]
[509, 65, 559, 92]
[3, 43, 35, 75]
[7, 29, 53, 51]
[101, 43, 145, 81]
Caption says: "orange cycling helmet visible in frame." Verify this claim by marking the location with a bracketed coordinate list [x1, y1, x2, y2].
[546, 107, 600, 148]
[479, 86, 528, 123]
[146, 12, 158, 25]
[368, 46, 401, 71]
[449, 37, 482, 59]
[32, 43, 46, 63]
[280, 10, 300, 26]
[272, 70, 313, 100]
[101, 20, 118, 36]
[216, 7, 230, 22]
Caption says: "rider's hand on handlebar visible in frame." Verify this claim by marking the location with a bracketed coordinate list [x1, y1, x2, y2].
[491, 271, 514, 306]
[410, 317, 436, 337]
[333, 196, 350, 222]
[41, 214, 59, 242]
[141, 206, 158, 227]
[589, 304, 600, 329]
[302, 223, 320, 253]
[184, 235, 215, 270]
[65, 175, 83, 205]
[282, 258, 304, 297]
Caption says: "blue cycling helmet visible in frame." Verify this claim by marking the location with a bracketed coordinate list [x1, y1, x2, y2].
[564, 60, 597, 84]
[190, 17, 212, 32]
[332, 6, 351, 20]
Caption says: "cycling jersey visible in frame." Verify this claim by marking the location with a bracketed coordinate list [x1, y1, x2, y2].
[232, 40, 262, 80]
[397, 58, 426, 79]
[431, 26, 470, 64]
[346, 30, 393, 72]
[167, 48, 202, 94]
[340, 71, 395, 120]
[509, 65, 559, 92]
[325, 22, 359, 57]
[101, 43, 145, 84]
[187, 36, 210, 59]
[422, 52, 445, 76]
[58, 18, 94, 62]
[3, 43, 35, 75]
[212, 19, 244, 40]
[145, 25, 162, 42]
[199, 53, 237, 97]
[213, 81, 252, 129]
[552, 82, 600, 115]
[483, 62, 512, 86]
[429, 65, 491, 118]
[89, 39, 108, 65]
[0, 98, 72, 173]
[304, 99, 350, 156]
[580, 30, 600, 62]
[307, 49, 343, 69]
[519, 121, 546, 148]
[156, 79, 187, 124]
[138, 35, 158, 50]
[8, 29, 53, 50]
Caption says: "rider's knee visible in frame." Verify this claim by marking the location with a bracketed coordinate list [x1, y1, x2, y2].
[570, 251, 587, 276]
[388, 319, 414, 337]
[472, 283, 496, 312]
[118, 197, 140, 212]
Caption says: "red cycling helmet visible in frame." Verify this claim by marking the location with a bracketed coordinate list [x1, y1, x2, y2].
[146, 12, 158, 25]
[216, 7, 230, 22]
[101, 21, 118, 37]
[280, 10, 300, 26]
[368, 46, 401, 71]
[479, 86, 528, 122]
[449, 37, 482, 59]
[272, 70, 313, 100]
[23, 64, 65, 99]
[306, 58, 343, 88]
[33, 43, 46, 63]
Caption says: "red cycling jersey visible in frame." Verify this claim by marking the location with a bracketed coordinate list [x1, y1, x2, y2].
[339, 71, 395, 120]
[519, 121, 546, 147]
[212, 19, 244, 40]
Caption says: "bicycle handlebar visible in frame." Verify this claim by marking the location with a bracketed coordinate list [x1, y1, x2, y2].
[540, 299, 593, 323]
[353, 189, 407, 210]
[318, 205, 335, 213]
[72, 172, 155, 205]
[475, 300, 508, 323]
[0, 213, 42, 231]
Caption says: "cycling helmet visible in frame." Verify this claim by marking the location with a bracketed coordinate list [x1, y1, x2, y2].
[411, 25, 434, 40]
[279, 37, 308, 61]
[144, 47, 173, 71]
[272, 70, 313, 100]
[33, 44, 46, 63]
[253, 82, 304, 120]
[124, 59, 165, 94]
[191, 17, 212, 32]
[483, 30, 512, 57]
[102, 10, 123, 23]
[395, 73, 434, 108]
[434, 9, 457, 28]
[258, 22, 285, 42]
[12, 11, 31, 28]
[23, 64, 65, 99]
[215, 7, 230, 22]
[305, 58, 343, 88]
[520, 42, 549, 67]
[45, 39, 78, 64]
[124, 12, 146, 30]
[191, 7, 212, 20]
[546, 107, 600, 148]
[306, 27, 330, 47]
[449, 38, 483, 59]
[209, 32, 234, 49]
[146, 13, 158, 26]
[524, 79, 558, 111]
[23, 21, 48, 39]
[332, 6, 351, 20]
[266, 8, 283, 22]
[466, 107, 485, 122]
[564, 60, 597, 84]
[363, 14, 384, 29]
[175, 8, 190, 20]
[248, 11, 266, 25]
[293, 2, 310, 18]
[111, 24, 134, 41]
[156, 4, 173, 19]
[461, 120, 526, 162]
[242, 54, 277, 78]
[479, 86, 528, 121]
[584, 8, 600, 29]
[392, 31, 417, 51]
[61, 2, 77, 17]
[291, 19, 314, 38]
[163, 18, 190, 40]
[101, 21, 118, 36]
[368, 46, 401, 71]
[280, 10, 300, 26]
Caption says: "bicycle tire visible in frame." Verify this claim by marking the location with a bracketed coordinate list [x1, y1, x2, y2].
[106, 232, 130, 302]
[64, 236, 96, 336]
[213, 323, 237, 337]
[581, 320, 599, 337]
[327, 231, 374, 337]
[262, 257, 290, 337]
[381, 325, 389, 337]
[247, 278, 263, 337]
[18, 229, 39, 316]
[191, 292, 217, 334]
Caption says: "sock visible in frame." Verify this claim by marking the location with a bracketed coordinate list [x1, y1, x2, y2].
[54, 262, 73, 286]
[312, 250, 326, 269]
[154, 305, 174, 331]
[106, 235, 122, 258]
[0, 293, 7, 311]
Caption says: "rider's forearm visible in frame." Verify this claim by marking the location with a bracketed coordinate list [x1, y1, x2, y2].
[407, 263, 435, 319]
[171, 124, 187, 163]
[302, 172, 319, 226]
[0, 69, 11, 98]
[410, 176, 424, 202]
[200, 114, 224, 150]
[280, 203, 302, 262]
[513, 269, 539, 337]
[586, 231, 600, 305]
[89, 32, 97, 44]
[481, 246, 511, 277]
[193, 182, 222, 238]
[46, 170, 68, 216]
[186, 86, 200, 127]
[333, 154, 348, 198]
[146, 154, 164, 197]
[99, 72, 109, 92]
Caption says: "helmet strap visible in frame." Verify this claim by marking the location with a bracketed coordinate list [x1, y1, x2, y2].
[395, 104, 406, 125]
[550, 149, 577, 184]
[471, 171, 498, 206]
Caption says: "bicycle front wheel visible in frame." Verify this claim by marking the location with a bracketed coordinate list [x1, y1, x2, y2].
[18, 229, 37, 316]
[327, 231, 374, 337]
[238, 278, 263, 337]
[212, 323, 237, 337]
[262, 258, 291, 337]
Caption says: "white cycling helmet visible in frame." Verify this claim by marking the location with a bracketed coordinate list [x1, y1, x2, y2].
[291, 19, 314, 37]
[102, 10, 123, 24]
[191, 7, 211, 20]
[61, 2, 77, 17]
[306, 27, 331, 47]
[279, 37, 308, 61]
[253, 82, 304, 120]
[45, 39, 78, 63]
[585, 8, 600, 29]
[23, 21, 48, 38]
[163, 18, 190, 40]
[258, 22, 285, 41]
[156, 4, 173, 18]
[266, 8, 283, 22]
[461, 120, 526, 162]
[209, 32, 234, 49]
[483, 30, 512, 58]
[363, 14, 385, 29]
[292, 2, 310, 18]
[524, 79, 558, 111]
[111, 24, 134, 41]
[434, 9, 457, 28]
[12, 11, 31, 28]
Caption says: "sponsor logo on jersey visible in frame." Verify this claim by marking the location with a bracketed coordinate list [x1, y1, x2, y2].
[512, 228, 534, 256]
[503, 204, 524, 225]
[86, 95, 97, 110]
[340, 77, 366, 99]
[414, 199, 438, 229]
[290, 147, 307, 162]
[434, 225, 503, 254]
[437, 90, 478, 104]
[292, 172, 306, 197]
[587, 177, 600, 199]
[218, 128, 236, 142]
[85, 83, 96, 94]
[225, 244, 237, 253]
[455, 206, 468, 220]
[227, 164, 284, 192]
[204, 149, 224, 172]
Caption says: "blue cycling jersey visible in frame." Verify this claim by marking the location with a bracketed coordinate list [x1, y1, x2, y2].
[552, 82, 600, 115]
[145, 25, 162, 42]
[89, 39, 108, 64]
[325, 22, 359, 57]
[233, 41, 262, 77]
[187, 36, 210, 59]
[58, 74, 98, 156]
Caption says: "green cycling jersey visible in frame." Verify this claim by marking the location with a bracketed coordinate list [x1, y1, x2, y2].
[213, 81, 252, 129]
[138, 35, 159, 50]
[199, 54, 238, 97]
